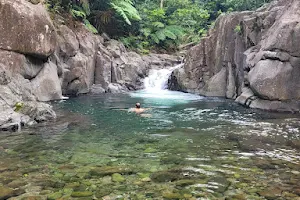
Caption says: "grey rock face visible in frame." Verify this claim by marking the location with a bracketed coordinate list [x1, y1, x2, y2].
[170, 0, 300, 111]
[0, 0, 57, 58]
[31, 61, 63, 101]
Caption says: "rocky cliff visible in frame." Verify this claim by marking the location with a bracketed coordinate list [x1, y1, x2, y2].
[169, 0, 300, 112]
[0, 0, 180, 131]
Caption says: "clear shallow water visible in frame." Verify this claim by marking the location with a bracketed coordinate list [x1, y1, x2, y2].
[0, 91, 300, 199]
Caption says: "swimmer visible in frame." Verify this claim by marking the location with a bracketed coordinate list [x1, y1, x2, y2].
[128, 103, 151, 116]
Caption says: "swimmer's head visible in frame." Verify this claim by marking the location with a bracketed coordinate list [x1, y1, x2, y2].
[135, 103, 141, 108]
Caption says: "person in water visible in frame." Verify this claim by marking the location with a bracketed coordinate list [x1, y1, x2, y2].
[128, 102, 151, 115]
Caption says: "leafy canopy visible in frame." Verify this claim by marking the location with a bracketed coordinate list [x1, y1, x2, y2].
[45, 0, 272, 52]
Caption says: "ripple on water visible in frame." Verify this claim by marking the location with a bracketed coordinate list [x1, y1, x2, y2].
[1, 93, 300, 199]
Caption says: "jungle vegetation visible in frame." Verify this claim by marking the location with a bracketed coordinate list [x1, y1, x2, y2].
[45, 0, 272, 53]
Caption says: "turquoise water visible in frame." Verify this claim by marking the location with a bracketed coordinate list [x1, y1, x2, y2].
[1, 91, 300, 199]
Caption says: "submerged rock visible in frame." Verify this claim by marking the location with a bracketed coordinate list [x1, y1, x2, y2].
[111, 173, 125, 183]
[151, 171, 179, 182]
[258, 187, 283, 200]
[71, 191, 93, 197]
[90, 166, 135, 177]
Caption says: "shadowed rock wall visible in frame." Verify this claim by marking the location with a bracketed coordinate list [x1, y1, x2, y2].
[169, 0, 300, 112]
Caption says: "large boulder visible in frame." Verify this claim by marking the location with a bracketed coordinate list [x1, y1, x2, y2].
[31, 61, 63, 101]
[0, 64, 56, 131]
[57, 24, 98, 95]
[170, 11, 250, 96]
[170, 0, 300, 111]
[0, 0, 57, 58]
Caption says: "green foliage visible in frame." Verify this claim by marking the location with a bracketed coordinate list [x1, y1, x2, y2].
[71, 5, 87, 19]
[45, 0, 272, 52]
[84, 19, 98, 33]
[234, 24, 242, 34]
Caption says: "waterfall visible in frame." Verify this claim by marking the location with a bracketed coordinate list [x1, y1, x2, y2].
[130, 63, 202, 103]
[143, 63, 183, 91]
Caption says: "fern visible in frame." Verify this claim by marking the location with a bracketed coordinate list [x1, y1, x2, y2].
[152, 22, 164, 28]
[166, 25, 185, 37]
[80, 0, 90, 16]
[155, 30, 166, 41]
[110, 0, 141, 25]
[150, 34, 160, 44]
[71, 7, 86, 19]
[164, 29, 177, 39]
[111, 2, 131, 24]
[140, 28, 151, 37]
[83, 19, 98, 34]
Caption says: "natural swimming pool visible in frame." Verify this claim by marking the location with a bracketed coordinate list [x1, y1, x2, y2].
[1, 90, 300, 199]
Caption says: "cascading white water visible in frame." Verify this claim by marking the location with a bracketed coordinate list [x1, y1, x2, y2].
[130, 63, 202, 103]
[143, 63, 184, 91]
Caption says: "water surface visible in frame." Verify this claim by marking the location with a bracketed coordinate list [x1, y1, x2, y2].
[1, 91, 300, 199]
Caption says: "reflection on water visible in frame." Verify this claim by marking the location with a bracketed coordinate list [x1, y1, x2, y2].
[0, 92, 300, 200]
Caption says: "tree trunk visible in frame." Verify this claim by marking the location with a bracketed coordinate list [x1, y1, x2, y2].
[160, 0, 164, 8]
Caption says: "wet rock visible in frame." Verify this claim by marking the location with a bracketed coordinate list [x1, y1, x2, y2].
[151, 171, 179, 182]
[209, 176, 230, 193]
[175, 179, 197, 187]
[7, 179, 26, 188]
[111, 173, 125, 183]
[21, 196, 45, 200]
[141, 177, 151, 182]
[286, 140, 300, 149]
[162, 191, 184, 199]
[95, 186, 113, 198]
[258, 187, 282, 200]
[71, 191, 93, 197]
[0, 186, 16, 200]
[47, 191, 63, 200]
[90, 166, 135, 177]
[254, 159, 276, 170]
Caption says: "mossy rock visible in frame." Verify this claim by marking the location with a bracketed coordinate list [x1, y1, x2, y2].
[90, 166, 135, 177]
[47, 191, 63, 200]
[160, 155, 184, 165]
[162, 191, 183, 199]
[0, 186, 16, 199]
[21, 196, 44, 200]
[64, 182, 80, 189]
[175, 179, 197, 187]
[144, 147, 157, 153]
[151, 171, 179, 182]
[95, 187, 113, 198]
[71, 191, 93, 197]
[112, 173, 125, 183]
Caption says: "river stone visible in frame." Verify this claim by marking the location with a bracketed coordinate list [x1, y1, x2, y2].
[151, 171, 179, 182]
[47, 192, 63, 200]
[258, 187, 282, 199]
[20, 196, 45, 200]
[111, 173, 125, 183]
[90, 166, 135, 177]
[0, 0, 57, 58]
[0, 186, 15, 200]
[71, 191, 93, 197]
